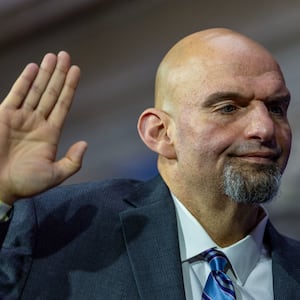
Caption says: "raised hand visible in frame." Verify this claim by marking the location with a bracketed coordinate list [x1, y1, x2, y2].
[0, 51, 87, 205]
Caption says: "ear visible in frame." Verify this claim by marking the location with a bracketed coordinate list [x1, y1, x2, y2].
[137, 108, 177, 159]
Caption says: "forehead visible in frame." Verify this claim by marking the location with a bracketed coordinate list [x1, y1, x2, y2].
[175, 59, 289, 106]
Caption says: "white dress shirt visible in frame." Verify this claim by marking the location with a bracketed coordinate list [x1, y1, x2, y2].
[172, 194, 273, 300]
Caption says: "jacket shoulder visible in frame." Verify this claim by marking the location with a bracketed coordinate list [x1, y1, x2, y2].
[266, 222, 300, 293]
[33, 178, 142, 208]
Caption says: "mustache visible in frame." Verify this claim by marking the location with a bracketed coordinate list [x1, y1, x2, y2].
[228, 143, 282, 160]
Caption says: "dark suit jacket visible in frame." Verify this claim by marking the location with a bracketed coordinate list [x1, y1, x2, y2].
[0, 176, 299, 299]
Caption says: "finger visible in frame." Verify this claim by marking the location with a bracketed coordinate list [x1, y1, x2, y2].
[52, 141, 88, 185]
[2, 63, 39, 108]
[21, 53, 57, 110]
[36, 51, 72, 117]
[47, 65, 81, 126]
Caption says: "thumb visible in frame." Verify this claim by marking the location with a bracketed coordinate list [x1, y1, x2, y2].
[54, 141, 88, 184]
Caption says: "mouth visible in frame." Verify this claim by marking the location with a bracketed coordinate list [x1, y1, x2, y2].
[237, 155, 276, 164]
[231, 151, 281, 164]
[232, 149, 281, 164]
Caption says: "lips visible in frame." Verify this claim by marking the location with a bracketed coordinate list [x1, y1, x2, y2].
[238, 151, 279, 160]
[228, 145, 282, 162]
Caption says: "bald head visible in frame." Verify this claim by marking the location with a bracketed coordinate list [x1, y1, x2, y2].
[155, 28, 282, 112]
[138, 27, 290, 210]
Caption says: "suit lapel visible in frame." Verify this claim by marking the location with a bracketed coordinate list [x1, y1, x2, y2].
[120, 176, 185, 300]
[0, 199, 35, 299]
[265, 222, 300, 299]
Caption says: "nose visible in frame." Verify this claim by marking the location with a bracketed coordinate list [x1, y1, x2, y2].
[244, 101, 275, 142]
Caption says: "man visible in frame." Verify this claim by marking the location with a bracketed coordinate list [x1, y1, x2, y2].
[0, 28, 299, 299]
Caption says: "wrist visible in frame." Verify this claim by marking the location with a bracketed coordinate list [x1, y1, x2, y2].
[0, 189, 17, 206]
[0, 200, 12, 222]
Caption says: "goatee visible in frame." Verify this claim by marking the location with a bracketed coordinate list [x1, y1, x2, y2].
[223, 160, 282, 204]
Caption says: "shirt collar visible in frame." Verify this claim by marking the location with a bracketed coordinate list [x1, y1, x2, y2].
[172, 194, 268, 285]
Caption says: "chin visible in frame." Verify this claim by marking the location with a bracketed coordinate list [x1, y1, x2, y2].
[222, 160, 282, 204]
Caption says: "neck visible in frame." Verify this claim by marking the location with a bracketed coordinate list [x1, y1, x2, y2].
[186, 201, 265, 247]
[159, 166, 267, 247]
[169, 183, 265, 247]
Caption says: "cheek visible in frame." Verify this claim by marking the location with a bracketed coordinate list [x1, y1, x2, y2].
[175, 118, 235, 162]
[278, 126, 292, 165]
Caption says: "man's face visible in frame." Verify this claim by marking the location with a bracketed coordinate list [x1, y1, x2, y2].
[170, 55, 292, 203]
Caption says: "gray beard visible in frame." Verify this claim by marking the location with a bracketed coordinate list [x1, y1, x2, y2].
[223, 160, 282, 204]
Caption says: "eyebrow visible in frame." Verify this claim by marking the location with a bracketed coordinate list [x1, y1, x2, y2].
[202, 91, 291, 107]
[202, 92, 249, 107]
[267, 94, 291, 105]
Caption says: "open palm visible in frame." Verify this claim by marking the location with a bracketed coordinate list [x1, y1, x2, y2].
[0, 52, 87, 204]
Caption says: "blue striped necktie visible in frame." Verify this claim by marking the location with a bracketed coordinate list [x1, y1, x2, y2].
[201, 248, 236, 300]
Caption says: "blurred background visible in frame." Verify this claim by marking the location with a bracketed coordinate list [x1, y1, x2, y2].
[0, 0, 299, 239]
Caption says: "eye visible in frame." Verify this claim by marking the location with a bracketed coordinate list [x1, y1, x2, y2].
[268, 104, 285, 116]
[218, 104, 238, 113]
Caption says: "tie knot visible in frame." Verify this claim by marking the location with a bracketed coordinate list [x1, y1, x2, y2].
[201, 248, 229, 272]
